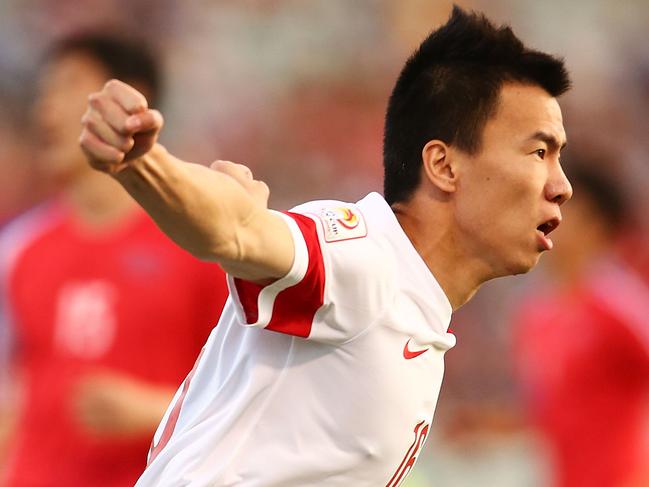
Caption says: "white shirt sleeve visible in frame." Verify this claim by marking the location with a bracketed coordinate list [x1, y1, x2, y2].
[228, 203, 396, 344]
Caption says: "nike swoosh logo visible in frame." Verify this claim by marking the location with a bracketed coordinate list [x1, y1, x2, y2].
[403, 339, 430, 360]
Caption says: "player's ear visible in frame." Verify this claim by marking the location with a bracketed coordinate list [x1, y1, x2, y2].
[421, 140, 458, 193]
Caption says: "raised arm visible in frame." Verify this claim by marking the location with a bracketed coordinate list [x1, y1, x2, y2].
[79, 79, 294, 283]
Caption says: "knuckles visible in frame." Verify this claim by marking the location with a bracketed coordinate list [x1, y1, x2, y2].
[78, 129, 93, 148]
[104, 79, 121, 91]
[79, 129, 125, 170]
[104, 78, 147, 112]
[80, 81, 156, 170]
[87, 92, 103, 109]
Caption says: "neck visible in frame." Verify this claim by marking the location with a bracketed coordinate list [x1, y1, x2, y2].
[393, 195, 492, 311]
[62, 169, 137, 231]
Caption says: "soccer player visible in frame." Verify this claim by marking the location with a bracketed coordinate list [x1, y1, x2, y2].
[512, 163, 649, 487]
[78, 7, 573, 486]
[0, 34, 228, 486]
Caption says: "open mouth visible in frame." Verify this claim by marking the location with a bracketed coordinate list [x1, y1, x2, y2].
[537, 218, 560, 237]
[536, 218, 560, 251]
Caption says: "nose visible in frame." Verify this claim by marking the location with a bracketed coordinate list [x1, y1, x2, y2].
[545, 161, 573, 205]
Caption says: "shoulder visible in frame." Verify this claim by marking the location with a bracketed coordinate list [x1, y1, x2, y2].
[0, 202, 64, 279]
[289, 193, 392, 245]
[586, 259, 649, 342]
[290, 195, 398, 307]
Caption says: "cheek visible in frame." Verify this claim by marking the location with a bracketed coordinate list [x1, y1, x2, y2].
[66, 96, 93, 130]
[455, 186, 502, 244]
[456, 172, 537, 244]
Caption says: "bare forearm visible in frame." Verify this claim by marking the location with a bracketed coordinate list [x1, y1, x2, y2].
[113, 144, 258, 263]
[79, 80, 294, 282]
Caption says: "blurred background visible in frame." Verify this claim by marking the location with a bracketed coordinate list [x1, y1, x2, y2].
[1, 0, 649, 486]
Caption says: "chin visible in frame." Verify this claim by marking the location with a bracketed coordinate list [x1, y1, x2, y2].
[500, 252, 542, 277]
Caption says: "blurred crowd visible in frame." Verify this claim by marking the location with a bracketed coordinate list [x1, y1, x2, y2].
[1, 1, 649, 486]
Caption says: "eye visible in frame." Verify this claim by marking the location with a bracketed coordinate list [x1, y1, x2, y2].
[534, 149, 546, 159]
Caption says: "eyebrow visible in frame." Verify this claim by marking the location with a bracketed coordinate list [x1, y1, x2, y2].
[527, 131, 567, 151]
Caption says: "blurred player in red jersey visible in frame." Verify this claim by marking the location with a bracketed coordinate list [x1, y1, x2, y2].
[513, 162, 649, 487]
[0, 34, 228, 486]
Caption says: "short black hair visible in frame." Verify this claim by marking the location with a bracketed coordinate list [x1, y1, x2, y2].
[383, 6, 571, 204]
[46, 32, 162, 107]
[565, 162, 627, 233]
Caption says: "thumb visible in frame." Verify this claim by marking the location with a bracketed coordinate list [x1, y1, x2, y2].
[125, 109, 163, 134]
[123, 109, 164, 162]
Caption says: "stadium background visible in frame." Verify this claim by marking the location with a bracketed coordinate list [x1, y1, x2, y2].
[1, 0, 649, 485]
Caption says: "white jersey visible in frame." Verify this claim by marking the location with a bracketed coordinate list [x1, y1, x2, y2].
[136, 192, 455, 487]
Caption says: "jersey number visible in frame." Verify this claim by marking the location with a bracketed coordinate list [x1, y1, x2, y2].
[385, 420, 430, 487]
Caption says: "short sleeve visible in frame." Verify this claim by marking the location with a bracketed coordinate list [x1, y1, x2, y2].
[228, 204, 395, 344]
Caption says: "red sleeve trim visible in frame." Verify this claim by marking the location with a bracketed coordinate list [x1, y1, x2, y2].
[233, 211, 325, 338]
[233, 279, 263, 324]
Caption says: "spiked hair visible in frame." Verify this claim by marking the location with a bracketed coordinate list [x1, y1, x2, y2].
[383, 6, 570, 204]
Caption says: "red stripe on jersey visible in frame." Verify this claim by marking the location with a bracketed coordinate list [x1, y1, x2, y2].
[386, 420, 430, 487]
[234, 212, 325, 338]
[265, 212, 325, 337]
[147, 348, 205, 465]
[234, 279, 263, 324]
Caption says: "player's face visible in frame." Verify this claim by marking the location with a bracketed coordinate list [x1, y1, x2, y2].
[453, 83, 572, 277]
[34, 52, 109, 185]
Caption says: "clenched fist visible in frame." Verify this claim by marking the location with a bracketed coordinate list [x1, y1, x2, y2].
[79, 79, 163, 174]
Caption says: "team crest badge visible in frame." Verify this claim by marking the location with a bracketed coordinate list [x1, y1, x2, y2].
[319, 206, 367, 242]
